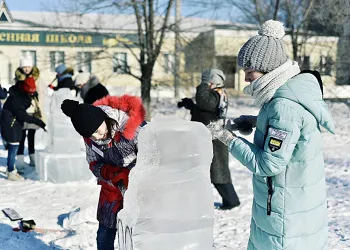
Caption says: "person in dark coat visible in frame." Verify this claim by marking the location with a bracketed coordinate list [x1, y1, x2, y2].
[48, 64, 75, 91]
[177, 68, 240, 210]
[74, 72, 109, 104]
[61, 95, 146, 250]
[0, 77, 46, 181]
[14, 56, 43, 168]
[0, 85, 8, 113]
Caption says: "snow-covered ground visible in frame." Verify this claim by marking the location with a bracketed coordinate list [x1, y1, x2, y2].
[0, 97, 349, 250]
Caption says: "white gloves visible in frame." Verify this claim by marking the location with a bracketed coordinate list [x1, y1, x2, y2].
[207, 120, 237, 146]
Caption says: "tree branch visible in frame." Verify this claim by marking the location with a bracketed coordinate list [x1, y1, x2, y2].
[131, 0, 146, 65]
[147, 0, 155, 62]
[154, 0, 174, 63]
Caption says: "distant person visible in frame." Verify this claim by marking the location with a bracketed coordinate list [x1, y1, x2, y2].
[48, 64, 75, 91]
[177, 68, 240, 210]
[207, 20, 334, 250]
[61, 95, 146, 250]
[0, 84, 8, 114]
[1, 76, 46, 181]
[0, 84, 8, 149]
[14, 56, 43, 168]
[74, 72, 109, 104]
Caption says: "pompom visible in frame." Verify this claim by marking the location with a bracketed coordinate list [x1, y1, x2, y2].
[258, 20, 285, 39]
[61, 99, 79, 118]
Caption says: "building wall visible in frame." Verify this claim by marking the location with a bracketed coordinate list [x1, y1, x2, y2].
[0, 25, 188, 90]
[0, 18, 341, 93]
[183, 30, 216, 72]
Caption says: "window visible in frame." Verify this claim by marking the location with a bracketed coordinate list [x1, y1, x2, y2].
[319, 55, 333, 76]
[50, 51, 65, 72]
[77, 52, 92, 73]
[0, 13, 8, 22]
[164, 53, 174, 74]
[297, 55, 310, 70]
[21, 51, 36, 66]
[113, 52, 128, 73]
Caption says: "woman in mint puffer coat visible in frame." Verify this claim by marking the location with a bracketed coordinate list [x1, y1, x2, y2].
[207, 20, 334, 250]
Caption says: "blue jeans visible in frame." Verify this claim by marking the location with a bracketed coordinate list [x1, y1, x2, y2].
[7, 144, 19, 172]
[97, 223, 117, 250]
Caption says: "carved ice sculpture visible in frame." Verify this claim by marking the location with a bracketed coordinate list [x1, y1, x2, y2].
[118, 118, 214, 250]
[35, 88, 93, 183]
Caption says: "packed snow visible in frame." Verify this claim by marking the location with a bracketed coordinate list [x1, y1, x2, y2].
[0, 96, 349, 250]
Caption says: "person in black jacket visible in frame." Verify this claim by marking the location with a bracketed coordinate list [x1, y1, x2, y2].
[14, 56, 42, 168]
[48, 64, 75, 91]
[0, 77, 46, 181]
[177, 68, 240, 210]
[74, 72, 109, 104]
[0, 84, 8, 113]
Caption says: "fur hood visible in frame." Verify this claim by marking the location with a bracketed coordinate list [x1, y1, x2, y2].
[93, 95, 146, 140]
[15, 66, 40, 81]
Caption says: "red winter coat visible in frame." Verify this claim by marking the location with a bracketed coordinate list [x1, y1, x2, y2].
[84, 95, 146, 228]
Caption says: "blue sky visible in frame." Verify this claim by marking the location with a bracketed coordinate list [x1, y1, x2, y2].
[5, 0, 239, 22]
[6, 0, 45, 11]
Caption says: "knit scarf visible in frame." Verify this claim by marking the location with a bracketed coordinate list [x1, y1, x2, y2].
[243, 60, 300, 107]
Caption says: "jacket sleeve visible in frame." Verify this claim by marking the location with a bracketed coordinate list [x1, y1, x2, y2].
[84, 139, 107, 179]
[195, 84, 220, 112]
[84, 139, 122, 183]
[10, 97, 43, 126]
[0, 88, 7, 99]
[228, 102, 302, 177]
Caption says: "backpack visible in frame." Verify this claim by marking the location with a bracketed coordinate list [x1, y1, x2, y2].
[214, 88, 228, 119]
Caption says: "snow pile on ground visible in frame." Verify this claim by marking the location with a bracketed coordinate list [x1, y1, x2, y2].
[324, 84, 350, 99]
[0, 97, 349, 250]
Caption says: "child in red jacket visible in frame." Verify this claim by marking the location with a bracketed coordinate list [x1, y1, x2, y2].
[61, 95, 146, 250]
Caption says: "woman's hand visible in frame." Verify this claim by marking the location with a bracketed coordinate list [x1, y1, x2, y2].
[206, 121, 237, 146]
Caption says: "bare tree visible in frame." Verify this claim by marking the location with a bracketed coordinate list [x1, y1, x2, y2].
[52, 0, 175, 119]
[226, 0, 317, 62]
[130, 0, 174, 119]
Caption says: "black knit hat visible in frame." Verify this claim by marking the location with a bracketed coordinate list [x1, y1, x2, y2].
[61, 99, 107, 138]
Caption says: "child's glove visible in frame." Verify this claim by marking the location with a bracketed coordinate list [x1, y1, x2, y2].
[101, 165, 130, 188]
[207, 120, 237, 146]
[47, 84, 55, 89]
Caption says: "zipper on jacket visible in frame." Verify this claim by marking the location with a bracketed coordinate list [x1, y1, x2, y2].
[10, 118, 16, 127]
[267, 176, 274, 216]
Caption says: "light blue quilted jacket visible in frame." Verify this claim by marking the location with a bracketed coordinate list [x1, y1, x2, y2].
[229, 73, 335, 250]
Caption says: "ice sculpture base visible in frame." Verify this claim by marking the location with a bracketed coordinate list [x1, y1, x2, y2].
[35, 150, 94, 183]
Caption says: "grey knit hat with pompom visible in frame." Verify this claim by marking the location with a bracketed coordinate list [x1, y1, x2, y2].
[238, 20, 288, 73]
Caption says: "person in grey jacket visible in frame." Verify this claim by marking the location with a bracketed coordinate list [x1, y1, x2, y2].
[178, 69, 240, 210]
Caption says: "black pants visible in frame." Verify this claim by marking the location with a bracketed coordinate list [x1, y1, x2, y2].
[97, 223, 117, 250]
[17, 129, 36, 155]
[214, 183, 240, 206]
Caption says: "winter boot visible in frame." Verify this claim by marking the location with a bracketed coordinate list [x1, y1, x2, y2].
[29, 154, 35, 166]
[7, 169, 25, 181]
[16, 155, 26, 171]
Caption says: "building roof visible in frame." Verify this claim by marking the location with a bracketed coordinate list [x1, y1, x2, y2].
[0, 0, 13, 23]
[0, 11, 232, 33]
